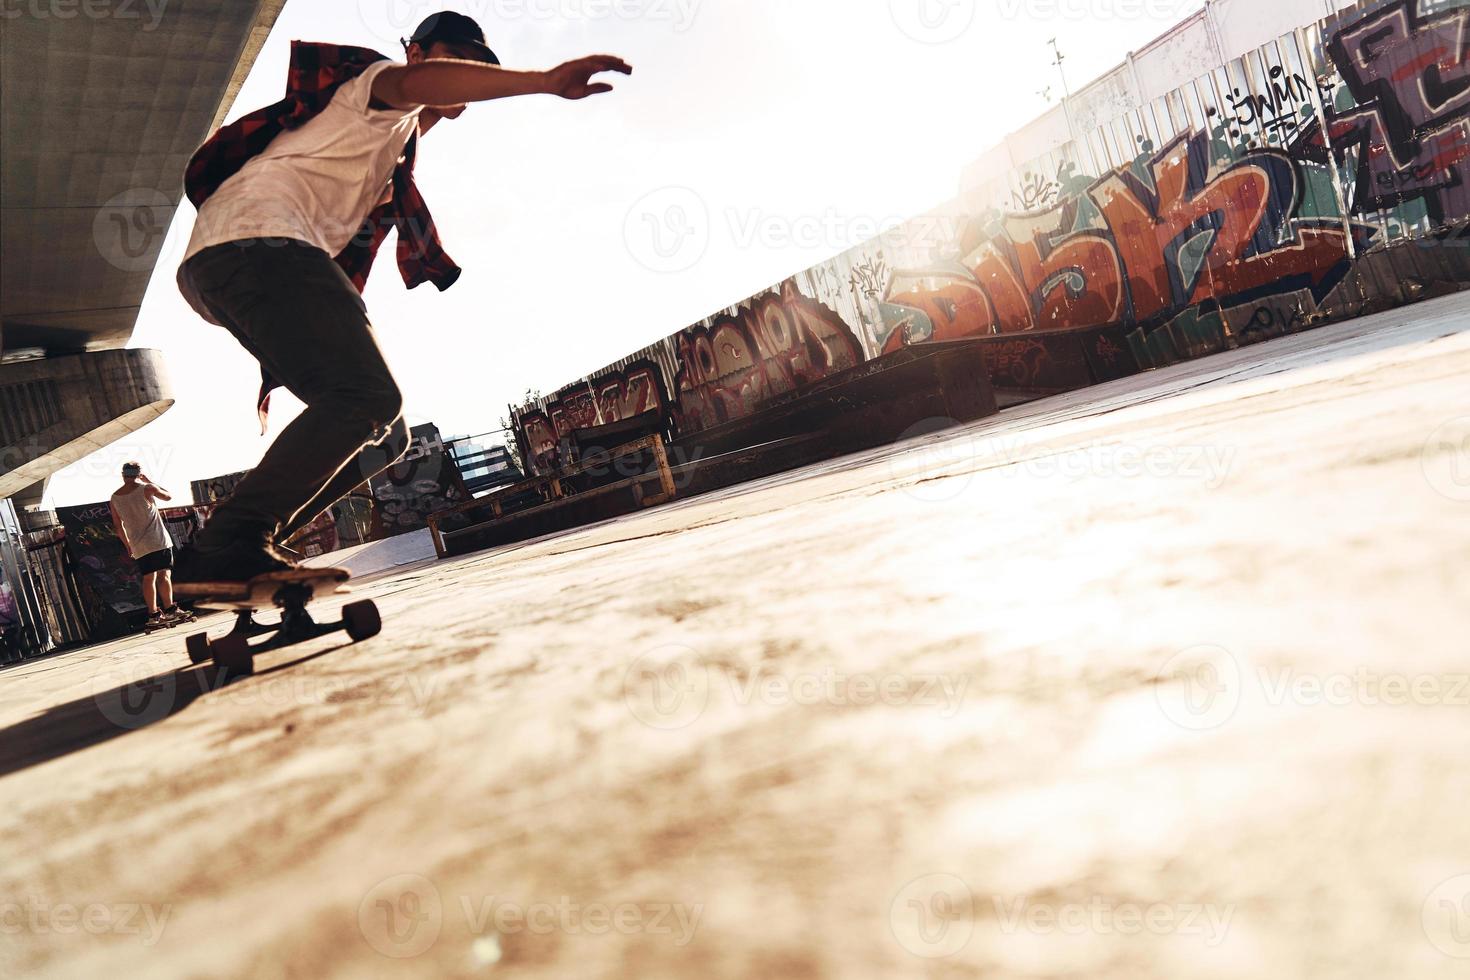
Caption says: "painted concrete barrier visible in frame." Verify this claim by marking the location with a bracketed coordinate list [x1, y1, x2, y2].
[512, 0, 1470, 478]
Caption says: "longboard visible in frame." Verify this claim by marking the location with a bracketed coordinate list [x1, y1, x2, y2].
[178, 568, 380, 678]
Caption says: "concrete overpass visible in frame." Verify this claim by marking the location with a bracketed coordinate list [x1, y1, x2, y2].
[0, 0, 286, 512]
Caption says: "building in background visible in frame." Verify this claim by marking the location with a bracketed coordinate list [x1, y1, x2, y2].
[445, 434, 524, 497]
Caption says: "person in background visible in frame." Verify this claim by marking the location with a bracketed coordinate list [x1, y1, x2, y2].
[109, 463, 190, 629]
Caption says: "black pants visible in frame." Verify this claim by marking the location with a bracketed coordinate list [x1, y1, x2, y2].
[178, 239, 409, 548]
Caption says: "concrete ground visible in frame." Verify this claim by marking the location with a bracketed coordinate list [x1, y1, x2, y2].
[3, 293, 1469, 979]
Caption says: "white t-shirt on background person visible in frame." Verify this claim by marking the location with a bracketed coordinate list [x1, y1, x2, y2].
[110, 485, 173, 560]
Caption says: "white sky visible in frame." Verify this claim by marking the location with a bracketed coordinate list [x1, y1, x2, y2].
[45, 0, 1202, 507]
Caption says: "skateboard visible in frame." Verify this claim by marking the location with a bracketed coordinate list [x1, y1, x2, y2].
[142, 608, 198, 635]
[180, 569, 381, 678]
[143, 618, 176, 635]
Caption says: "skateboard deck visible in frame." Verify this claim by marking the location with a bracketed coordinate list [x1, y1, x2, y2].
[142, 609, 197, 635]
[178, 568, 380, 678]
[178, 568, 352, 607]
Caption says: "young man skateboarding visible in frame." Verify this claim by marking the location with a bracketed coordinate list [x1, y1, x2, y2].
[110, 463, 189, 628]
[174, 12, 630, 591]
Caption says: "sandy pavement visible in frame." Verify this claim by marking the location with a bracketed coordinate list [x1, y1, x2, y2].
[3, 293, 1469, 978]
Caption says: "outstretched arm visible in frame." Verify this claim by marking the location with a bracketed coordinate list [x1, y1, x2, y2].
[372, 55, 632, 109]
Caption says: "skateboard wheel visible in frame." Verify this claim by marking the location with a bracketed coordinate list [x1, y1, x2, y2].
[186, 632, 212, 664]
[342, 600, 381, 642]
[212, 634, 253, 676]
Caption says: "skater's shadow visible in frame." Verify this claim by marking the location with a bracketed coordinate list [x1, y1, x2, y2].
[0, 646, 349, 778]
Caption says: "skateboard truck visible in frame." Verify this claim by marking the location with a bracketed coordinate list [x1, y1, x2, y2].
[185, 579, 380, 679]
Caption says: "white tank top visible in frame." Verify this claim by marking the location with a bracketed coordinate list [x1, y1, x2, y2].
[111, 486, 173, 559]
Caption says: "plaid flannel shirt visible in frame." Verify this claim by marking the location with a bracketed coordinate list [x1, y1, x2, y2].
[183, 41, 462, 426]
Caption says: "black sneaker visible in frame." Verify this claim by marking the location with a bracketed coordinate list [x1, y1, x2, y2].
[162, 605, 196, 624]
[174, 539, 295, 592]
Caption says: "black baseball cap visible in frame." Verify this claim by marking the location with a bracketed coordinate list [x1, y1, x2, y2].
[405, 12, 500, 65]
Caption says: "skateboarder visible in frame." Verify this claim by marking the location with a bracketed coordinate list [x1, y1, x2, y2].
[110, 463, 189, 628]
[173, 12, 631, 591]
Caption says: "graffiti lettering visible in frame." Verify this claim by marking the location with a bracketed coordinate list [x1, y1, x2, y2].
[881, 130, 1368, 355]
[1293, 0, 1470, 222]
[674, 280, 863, 431]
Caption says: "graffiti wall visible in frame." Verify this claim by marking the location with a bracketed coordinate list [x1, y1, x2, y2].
[367, 423, 471, 540]
[514, 0, 1470, 474]
[56, 502, 147, 639]
[191, 470, 248, 506]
